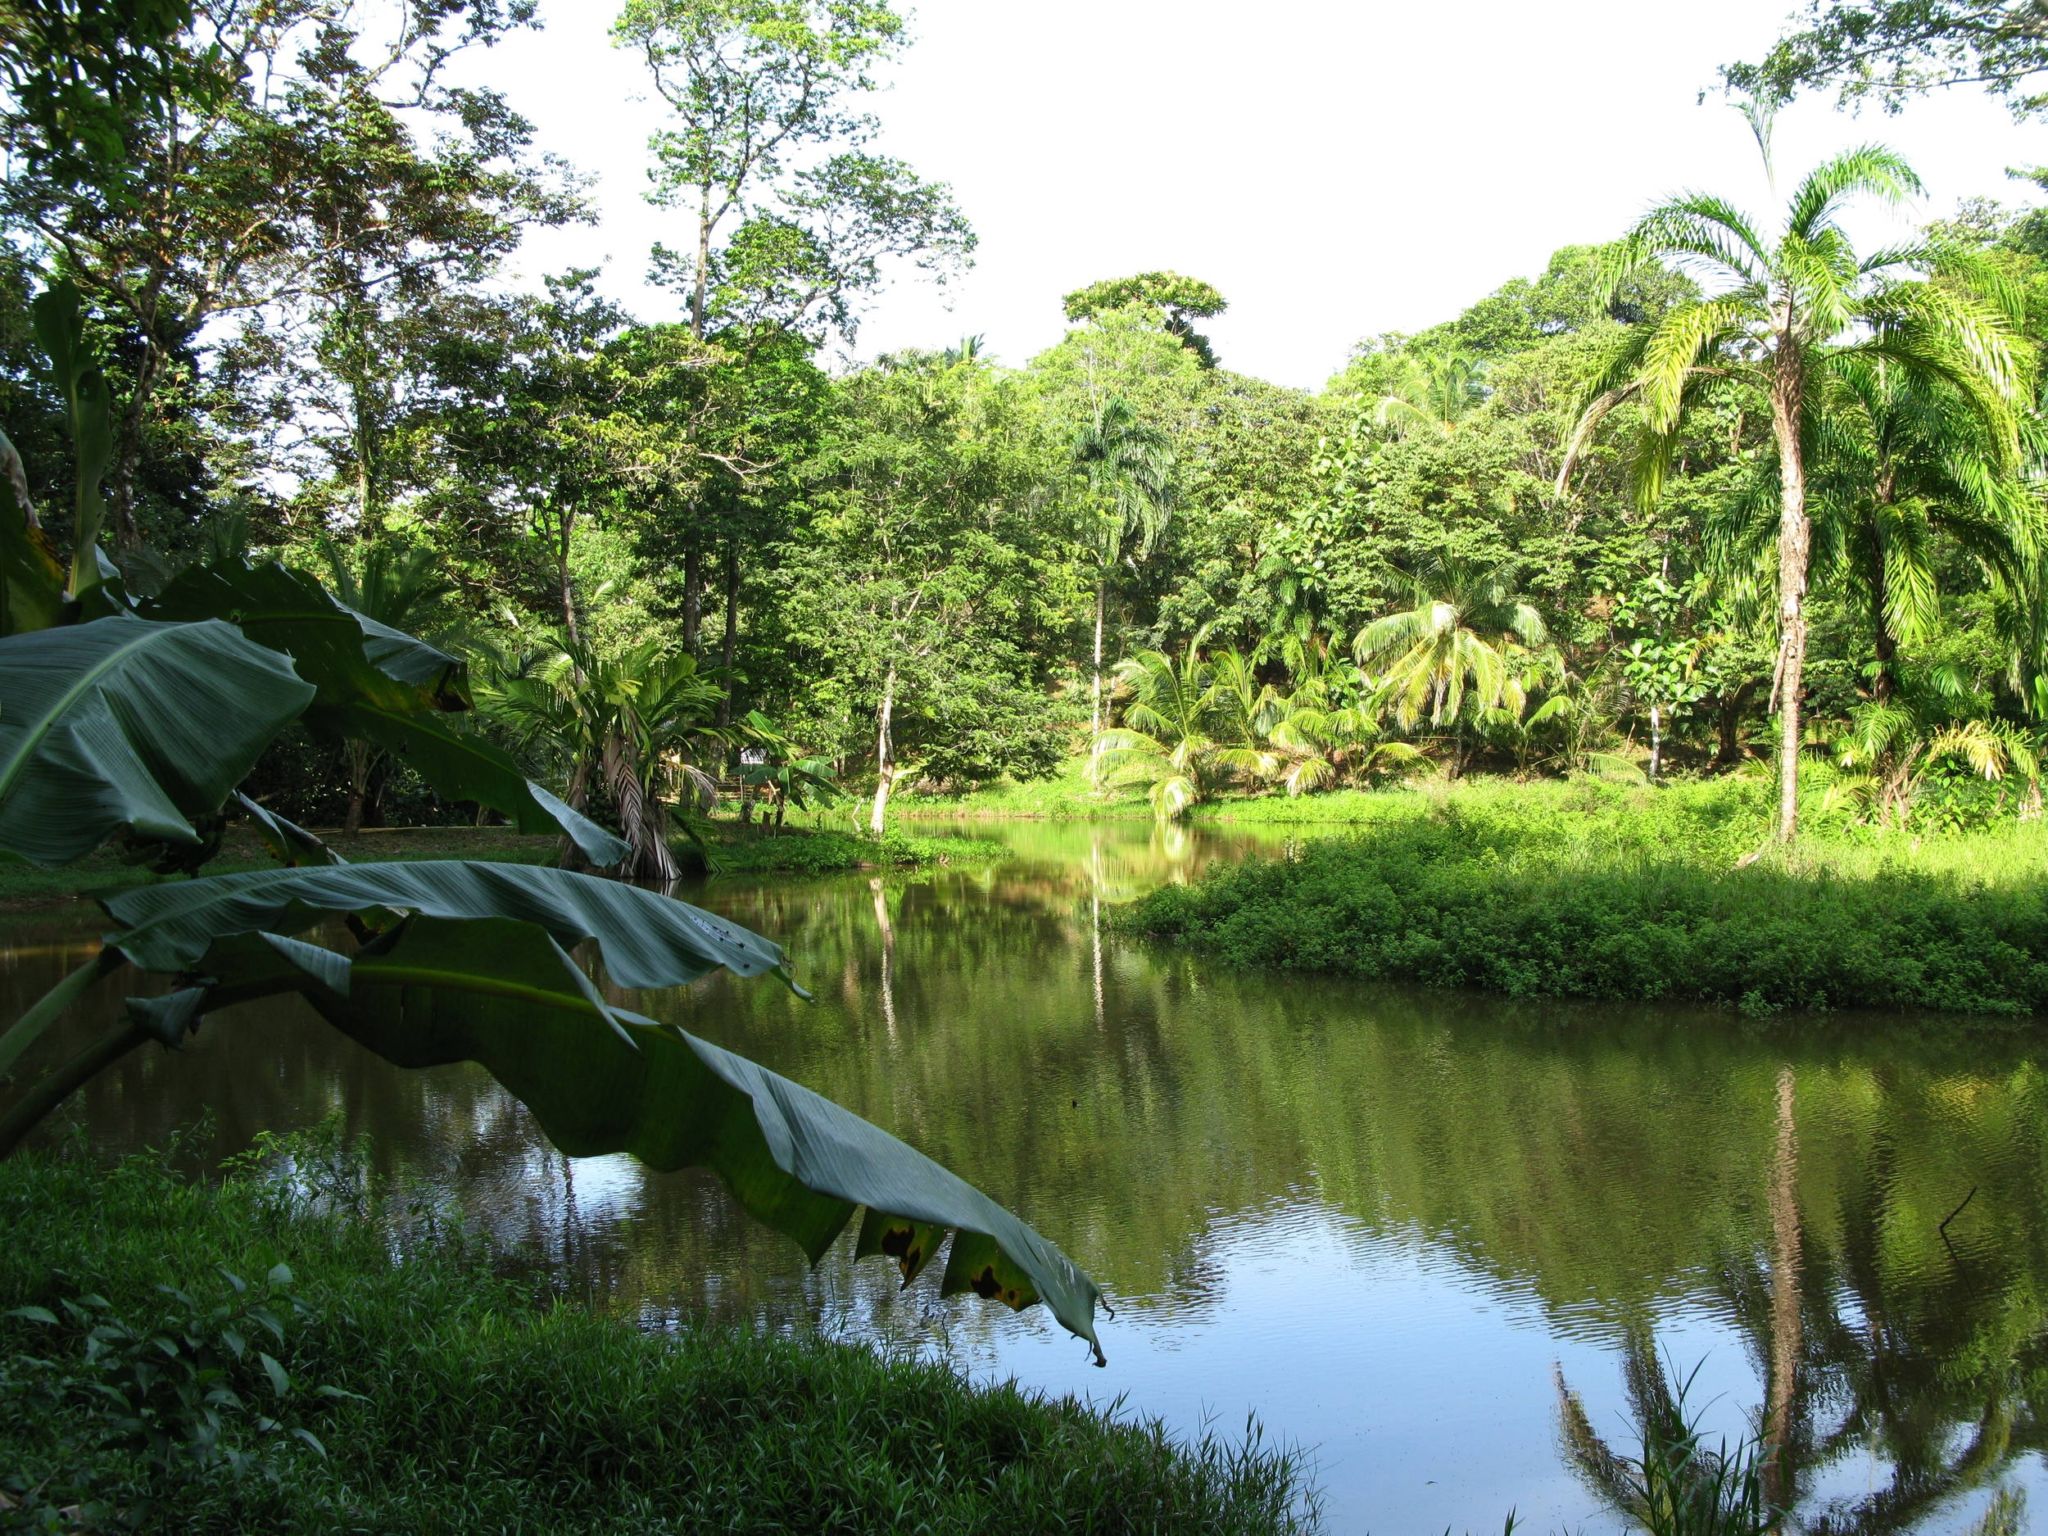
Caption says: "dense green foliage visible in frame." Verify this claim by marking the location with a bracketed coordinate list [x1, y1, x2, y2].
[0, 1145, 1311, 1532]
[1121, 777, 2048, 1015]
[8, 0, 2048, 851]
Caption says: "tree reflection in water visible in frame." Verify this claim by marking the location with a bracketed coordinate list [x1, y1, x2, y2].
[7, 820, 2048, 1532]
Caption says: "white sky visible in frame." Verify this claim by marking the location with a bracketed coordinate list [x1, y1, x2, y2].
[481, 0, 2044, 391]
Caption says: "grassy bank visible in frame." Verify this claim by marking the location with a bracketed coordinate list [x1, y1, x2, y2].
[681, 822, 1009, 874]
[1120, 777, 2048, 1017]
[0, 1145, 1314, 1533]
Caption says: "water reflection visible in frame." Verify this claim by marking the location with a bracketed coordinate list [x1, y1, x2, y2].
[4, 820, 2046, 1533]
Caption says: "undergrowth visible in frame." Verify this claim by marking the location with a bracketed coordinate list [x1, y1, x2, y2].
[0, 1138, 1316, 1533]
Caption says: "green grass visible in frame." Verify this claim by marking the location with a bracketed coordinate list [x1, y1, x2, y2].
[0, 1141, 1317, 1533]
[1120, 774, 2048, 1017]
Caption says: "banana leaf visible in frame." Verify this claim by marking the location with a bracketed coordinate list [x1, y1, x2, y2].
[153, 915, 1106, 1362]
[0, 425, 62, 637]
[145, 561, 623, 864]
[97, 859, 793, 986]
[145, 559, 468, 713]
[0, 617, 316, 866]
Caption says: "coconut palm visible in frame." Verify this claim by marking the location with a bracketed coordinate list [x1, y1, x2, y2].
[1354, 557, 1548, 772]
[1560, 131, 2027, 842]
[1073, 395, 1175, 735]
[1093, 638, 1272, 820]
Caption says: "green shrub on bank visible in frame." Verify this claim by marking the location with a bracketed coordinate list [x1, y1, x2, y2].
[0, 1146, 1316, 1533]
[1122, 800, 2048, 1017]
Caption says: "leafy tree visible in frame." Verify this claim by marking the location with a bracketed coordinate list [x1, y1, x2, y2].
[1061, 272, 1228, 368]
[0, 0, 572, 549]
[1726, 1, 2048, 119]
[1561, 132, 2025, 840]
[616, 0, 971, 345]
[1614, 572, 1708, 780]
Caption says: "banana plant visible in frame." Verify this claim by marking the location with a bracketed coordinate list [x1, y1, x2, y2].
[0, 280, 1109, 1365]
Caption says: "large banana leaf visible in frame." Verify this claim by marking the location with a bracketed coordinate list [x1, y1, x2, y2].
[97, 859, 793, 986]
[145, 561, 624, 865]
[0, 617, 316, 865]
[146, 559, 468, 713]
[316, 701, 625, 865]
[0, 425, 63, 637]
[148, 915, 1106, 1362]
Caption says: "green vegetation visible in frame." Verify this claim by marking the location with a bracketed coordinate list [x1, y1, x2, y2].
[682, 822, 1008, 874]
[0, 1145, 1313, 1532]
[1121, 776, 2048, 1016]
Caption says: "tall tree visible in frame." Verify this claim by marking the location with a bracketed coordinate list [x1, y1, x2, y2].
[1560, 136, 2025, 841]
[1062, 271, 1228, 368]
[1727, 1, 2048, 119]
[0, 0, 573, 550]
[1072, 396, 1175, 736]
[615, 0, 971, 644]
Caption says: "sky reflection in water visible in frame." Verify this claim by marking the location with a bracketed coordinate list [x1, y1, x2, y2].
[9, 817, 2047, 1533]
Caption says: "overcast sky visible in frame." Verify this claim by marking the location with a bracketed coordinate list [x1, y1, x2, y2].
[478, 0, 2044, 391]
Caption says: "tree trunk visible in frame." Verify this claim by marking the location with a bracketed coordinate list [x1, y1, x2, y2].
[869, 660, 898, 837]
[682, 544, 703, 655]
[1761, 1064, 1803, 1523]
[717, 541, 739, 730]
[1769, 341, 1811, 844]
[1869, 509, 1896, 705]
[557, 518, 582, 648]
[105, 343, 165, 552]
[1091, 577, 1107, 738]
[1648, 702, 1662, 783]
[692, 185, 712, 343]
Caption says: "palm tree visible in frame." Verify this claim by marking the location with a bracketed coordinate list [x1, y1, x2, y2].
[1560, 132, 2026, 842]
[1373, 348, 1484, 439]
[1263, 650, 1425, 793]
[320, 541, 465, 832]
[1828, 664, 2039, 827]
[1093, 638, 1272, 820]
[1354, 557, 1548, 774]
[1072, 395, 1175, 736]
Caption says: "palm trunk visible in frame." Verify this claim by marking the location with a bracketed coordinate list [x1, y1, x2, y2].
[1761, 1064, 1803, 1524]
[1091, 577, 1107, 738]
[869, 660, 898, 837]
[1769, 339, 1811, 844]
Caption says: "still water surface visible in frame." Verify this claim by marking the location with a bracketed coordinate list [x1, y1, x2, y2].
[8, 819, 2048, 1533]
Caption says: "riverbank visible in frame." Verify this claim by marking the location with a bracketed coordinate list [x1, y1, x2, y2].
[0, 1145, 1315, 1532]
[1119, 778, 2048, 1016]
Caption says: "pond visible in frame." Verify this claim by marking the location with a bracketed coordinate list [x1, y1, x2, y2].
[8, 818, 2048, 1534]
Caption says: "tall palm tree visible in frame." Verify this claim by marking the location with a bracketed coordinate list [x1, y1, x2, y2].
[1560, 135, 2026, 842]
[1072, 395, 1175, 736]
[1354, 557, 1548, 773]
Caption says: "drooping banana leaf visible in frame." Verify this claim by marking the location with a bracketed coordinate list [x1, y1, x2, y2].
[316, 701, 625, 865]
[97, 859, 793, 986]
[145, 561, 623, 865]
[145, 559, 468, 713]
[151, 915, 1106, 1362]
[0, 617, 316, 866]
[31, 281, 113, 598]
